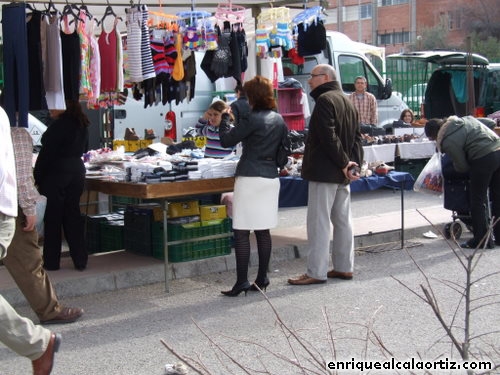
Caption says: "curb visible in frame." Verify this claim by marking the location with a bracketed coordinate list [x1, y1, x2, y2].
[1, 221, 443, 308]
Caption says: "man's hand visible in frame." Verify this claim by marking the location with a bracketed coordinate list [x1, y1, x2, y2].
[23, 215, 37, 232]
[343, 161, 361, 181]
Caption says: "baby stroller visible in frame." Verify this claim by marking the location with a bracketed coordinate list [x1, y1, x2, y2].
[441, 154, 473, 240]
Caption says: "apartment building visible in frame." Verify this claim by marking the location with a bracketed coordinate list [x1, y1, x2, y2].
[324, 0, 469, 55]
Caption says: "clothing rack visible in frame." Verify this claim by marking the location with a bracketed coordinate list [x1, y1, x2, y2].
[256, 6, 289, 27]
[214, 1, 245, 24]
[291, 5, 323, 26]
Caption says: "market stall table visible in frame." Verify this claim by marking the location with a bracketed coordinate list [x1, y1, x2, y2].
[396, 141, 436, 159]
[362, 143, 397, 164]
[85, 177, 235, 292]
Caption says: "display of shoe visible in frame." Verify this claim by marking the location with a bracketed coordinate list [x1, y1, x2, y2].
[124, 127, 139, 141]
[249, 277, 270, 292]
[40, 307, 84, 325]
[144, 128, 156, 140]
[32, 332, 61, 375]
[288, 274, 326, 285]
[221, 281, 251, 297]
[327, 270, 353, 280]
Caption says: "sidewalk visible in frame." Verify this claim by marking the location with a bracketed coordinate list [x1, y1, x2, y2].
[0, 204, 453, 307]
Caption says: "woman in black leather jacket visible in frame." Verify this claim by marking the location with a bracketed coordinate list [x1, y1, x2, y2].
[34, 100, 89, 271]
[219, 75, 288, 296]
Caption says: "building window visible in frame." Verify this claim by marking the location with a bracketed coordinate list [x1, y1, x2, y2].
[343, 5, 372, 22]
[360, 4, 372, 19]
[378, 31, 410, 45]
[447, 10, 462, 30]
[380, 0, 409, 6]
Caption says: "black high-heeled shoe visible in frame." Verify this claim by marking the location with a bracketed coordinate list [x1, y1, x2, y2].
[249, 277, 270, 292]
[221, 281, 251, 297]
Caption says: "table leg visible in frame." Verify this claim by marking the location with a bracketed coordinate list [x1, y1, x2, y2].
[400, 180, 405, 248]
[163, 198, 170, 292]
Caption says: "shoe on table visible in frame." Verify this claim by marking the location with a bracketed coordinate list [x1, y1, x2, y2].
[327, 270, 353, 280]
[40, 307, 84, 325]
[32, 332, 61, 375]
[288, 274, 326, 285]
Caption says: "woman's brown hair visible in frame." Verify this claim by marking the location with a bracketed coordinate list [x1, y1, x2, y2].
[399, 108, 414, 122]
[243, 76, 276, 111]
[61, 100, 90, 128]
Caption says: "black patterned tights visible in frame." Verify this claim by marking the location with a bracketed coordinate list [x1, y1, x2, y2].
[233, 229, 272, 284]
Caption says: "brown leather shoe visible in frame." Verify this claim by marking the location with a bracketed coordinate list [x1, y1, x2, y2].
[288, 274, 326, 285]
[32, 333, 61, 375]
[327, 270, 353, 280]
[40, 307, 84, 325]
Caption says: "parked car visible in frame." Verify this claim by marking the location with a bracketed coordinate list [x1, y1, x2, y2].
[403, 83, 427, 114]
[387, 51, 500, 119]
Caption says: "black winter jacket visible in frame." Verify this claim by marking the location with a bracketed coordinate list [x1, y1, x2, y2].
[219, 110, 287, 179]
[34, 115, 89, 186]
[301, 80, 363, 184]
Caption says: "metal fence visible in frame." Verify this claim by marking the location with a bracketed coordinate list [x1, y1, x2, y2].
[385, 58, 439, 118]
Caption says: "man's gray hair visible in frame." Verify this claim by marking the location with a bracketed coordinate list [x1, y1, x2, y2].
[316, 64, 337, 81]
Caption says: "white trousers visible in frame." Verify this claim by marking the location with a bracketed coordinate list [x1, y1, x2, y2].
[306, 181, 355, 280]
[0, 214, 50, 360]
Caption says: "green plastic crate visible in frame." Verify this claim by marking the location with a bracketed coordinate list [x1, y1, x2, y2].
[99, 220, 124, 252]
[151, 219, 232, 262]
[153, 236, 231, 262]
[395, 157, 429, 181]
[168, 218, 231, 241]
[85, 213, 124, 254]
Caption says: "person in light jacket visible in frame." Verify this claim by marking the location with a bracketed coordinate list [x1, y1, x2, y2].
[425, 115, 500, 248]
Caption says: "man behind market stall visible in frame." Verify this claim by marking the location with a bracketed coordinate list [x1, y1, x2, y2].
[349, 76, 378, 134]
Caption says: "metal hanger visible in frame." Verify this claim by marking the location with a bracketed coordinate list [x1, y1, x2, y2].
[99, 1, 123, 26]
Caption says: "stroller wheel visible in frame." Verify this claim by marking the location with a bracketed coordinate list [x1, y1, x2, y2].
[444, 221, 463, 240]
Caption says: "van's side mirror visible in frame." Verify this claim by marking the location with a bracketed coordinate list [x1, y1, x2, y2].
[383, 78, 393, 100]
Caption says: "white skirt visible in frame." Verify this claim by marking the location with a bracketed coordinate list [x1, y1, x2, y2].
[232, 176, 280, 230]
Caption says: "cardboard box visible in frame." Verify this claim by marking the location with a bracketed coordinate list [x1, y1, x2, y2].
[140, 139, 153, 148]
[168, 200, 200, 218]
[200, 205, 227, 221]
[112, 139, 126, 151]
[182, 136, 207, 148]
[126, 140, 141, 152]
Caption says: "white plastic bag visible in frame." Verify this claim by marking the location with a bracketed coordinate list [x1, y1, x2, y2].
[413, 152, 443, 195]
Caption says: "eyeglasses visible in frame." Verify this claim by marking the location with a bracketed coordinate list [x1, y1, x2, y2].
[309, 73, 326, 79]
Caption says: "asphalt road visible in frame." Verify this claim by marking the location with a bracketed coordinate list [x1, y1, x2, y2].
[1, 235, 498, 375]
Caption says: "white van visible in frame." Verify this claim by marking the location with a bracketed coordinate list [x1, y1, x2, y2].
[281, 31, 407, 128]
